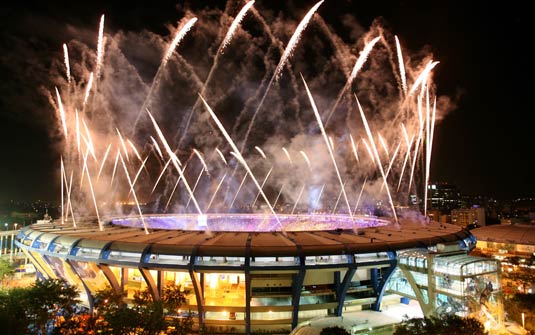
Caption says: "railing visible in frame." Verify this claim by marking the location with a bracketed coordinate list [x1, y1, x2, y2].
[0, 230, 23, 261]
[0, 229, 21, 237]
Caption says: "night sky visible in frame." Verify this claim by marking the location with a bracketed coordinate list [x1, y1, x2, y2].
[0, 0, 531, 202]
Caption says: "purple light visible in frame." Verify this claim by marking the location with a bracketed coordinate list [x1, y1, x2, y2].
[111, 213, 389, 232]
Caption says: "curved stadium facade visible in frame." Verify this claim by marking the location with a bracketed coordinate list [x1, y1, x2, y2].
[16, 214, 489, 333]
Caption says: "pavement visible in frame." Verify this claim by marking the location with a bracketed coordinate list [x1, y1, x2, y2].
[291, 300, 423, 335]
[1, 272, 36, 289]
[291, 300, 529, 335]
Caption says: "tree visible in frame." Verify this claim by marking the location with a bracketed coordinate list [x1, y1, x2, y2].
[160, 284, 194, 335]
[162, 284, 190, 313]
[132, 285, 193, 335]
[52, 286, 124, 335]
[52, 314, 98, 335]
[504, 293, 535, 333]
[393, 315, 487, 335]
[0, 287, 32, 335]
[92, 286, 139, 335]
[320, 326, 350, 335]
[25, 278, 81, 335]
[90, 284, 193, 335]
[133, 289, 166, 335]
[167, 314, 194, 335]
[99, 305, 140, 335]
[0, 278, 80, 335]
[94, 286, 127, 314]
[0, 257, 15, 286]
[1, 281, 193, 335]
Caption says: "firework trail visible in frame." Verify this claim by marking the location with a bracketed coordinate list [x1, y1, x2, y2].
[378, 133, 390, 159]
[380, 141, 401, 193]
[78, 145, 89, 187]
[81, 119, 96, 161]
[97, 143, 112, 180]
[230, 172, 248, 209]
[324, 36, 381, 128]
[177, 2, 256, 147]
[353, 176, 367, 215]
[282, 147, 293, 165]
[221, 0, 256, 53]
[395, 36, 407, 95]
[350, 134, 360, 163]
[424, 96, 437, 217]
[206, 172, 228, 211]
[83, 152, 102, 231]
[291, 183, 306, 215]
[150, 136, 164, 160]
[55, 87, 68, 138]
[199, 95, 281, 227]
[273, 183, 285, 207]
[133, 17, 198, 131]
[96, 15, 105, 79]
[163, 18, 199, 67]
[302, 74, 353, 219]
[239, 0, 324, 152]
[116, 129, 130, 162]
[83, 72, 94, 109]
[252, 166, 273, 208]
[152, 158, 173, 194]
[130, 156, 149, 190]
[313, 183, 325, 212]
[186, 167, 206, 209]
[147, 110, 203, 215]
[64, 171, 76, 228]
[75, 110, 81, 154]
[165, 175, 182, 212]
[110, 149, 120, 186]
[299, 150, 312, 170]
[230, 5, 305, 138]
[329, 136, 335, 151]
[356, 95, 398, 223]
[60, 157, 64, 225]
[255, 146, 267, 159]
[408, 95, 424, 193]
[274, 1, 324, 80]
[397, 132, 414, 192]
[63, 44, 71, 84]
[409, 60, 439, 95]
[332, 182, 347, 214]
[215, 148, 227, 165]
[362, 138, 375, 163]
[119, 154, 148, 234]
[193, 149, 209, 175]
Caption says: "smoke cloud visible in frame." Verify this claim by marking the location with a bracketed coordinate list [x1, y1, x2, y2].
[29, 1, 455, 223]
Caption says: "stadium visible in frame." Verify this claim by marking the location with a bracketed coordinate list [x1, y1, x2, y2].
[16, 214, 504, 333]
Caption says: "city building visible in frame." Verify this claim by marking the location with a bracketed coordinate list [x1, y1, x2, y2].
[471, 224, 535, 262]
[426, 209, 449, 223]
[427, 182, 461, 213]
[471, 224, 535, 296]
[451, 206, 486, 228]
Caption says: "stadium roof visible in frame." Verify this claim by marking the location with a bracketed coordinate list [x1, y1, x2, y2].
[472, 224, 535, 245]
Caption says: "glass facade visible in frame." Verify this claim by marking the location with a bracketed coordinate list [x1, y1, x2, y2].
[388, 248, 503, 332]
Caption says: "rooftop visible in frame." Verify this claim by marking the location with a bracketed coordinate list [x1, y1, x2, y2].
[472, 224, 535, 245]
[21, 215, 471, 257]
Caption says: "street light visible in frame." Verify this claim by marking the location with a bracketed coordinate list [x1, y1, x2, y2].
[4, 223, 7, 230]
[14, 223, 18, 230]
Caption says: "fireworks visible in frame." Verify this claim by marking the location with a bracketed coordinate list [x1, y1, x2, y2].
[50, 3, 443, 231]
